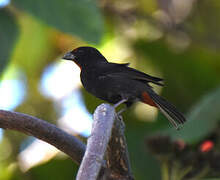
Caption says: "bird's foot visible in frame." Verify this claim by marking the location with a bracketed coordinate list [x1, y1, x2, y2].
[117, 107, 127, 116]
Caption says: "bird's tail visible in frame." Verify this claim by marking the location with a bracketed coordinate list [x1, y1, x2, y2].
[141, 90, 186, 129]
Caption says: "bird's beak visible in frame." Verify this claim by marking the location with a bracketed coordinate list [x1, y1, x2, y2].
[62, 52, 75, 60]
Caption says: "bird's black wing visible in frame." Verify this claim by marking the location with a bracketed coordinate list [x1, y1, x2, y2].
[102, 63, 164, 86]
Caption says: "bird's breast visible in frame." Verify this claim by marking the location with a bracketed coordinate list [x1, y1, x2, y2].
[80, 69, 104, 93]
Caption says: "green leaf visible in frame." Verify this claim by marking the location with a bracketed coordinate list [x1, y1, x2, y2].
[168, 86, 220, 143]
[0, 9, 18, 76]
[13, 0, 104, 44]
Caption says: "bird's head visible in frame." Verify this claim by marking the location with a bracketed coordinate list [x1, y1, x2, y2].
[62, 46, 107, 68]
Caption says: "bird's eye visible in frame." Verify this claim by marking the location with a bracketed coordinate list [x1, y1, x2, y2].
[72, 48, 78, 53]
[73, 48, 83, 54]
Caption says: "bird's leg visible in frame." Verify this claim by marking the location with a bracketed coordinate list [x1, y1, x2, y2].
[113, 99, 128, 108]
[117, 107, 127, 115]
[113, 99, 128, 119]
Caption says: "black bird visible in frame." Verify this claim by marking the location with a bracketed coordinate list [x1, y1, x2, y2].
[63, 46, 186, 129]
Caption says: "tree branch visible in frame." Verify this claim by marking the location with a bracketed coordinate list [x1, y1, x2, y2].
[76, 104, 115, 180]
[76, 104, 134, 180]
[0, 110, 85, 165]
[0, 105, 134, 179]
[105, 115, 134, 180]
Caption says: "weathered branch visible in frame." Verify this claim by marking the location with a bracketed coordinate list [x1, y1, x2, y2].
[0, 110, 85, 165]
[76, 104, 115, 180]
[0, 104, 134, 180]
[105, 115, 134, 180]
[77, 104, 134, 180]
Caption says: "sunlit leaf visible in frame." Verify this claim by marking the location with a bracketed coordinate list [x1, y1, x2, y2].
[0, 9, 18, 76]
[13, 0, 104, 44]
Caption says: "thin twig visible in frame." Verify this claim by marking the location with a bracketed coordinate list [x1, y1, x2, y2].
[0, 110, 85, 165]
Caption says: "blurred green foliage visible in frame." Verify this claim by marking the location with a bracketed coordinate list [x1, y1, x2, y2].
[28, 158, 78, 180]
[0, 9, 18, 76]
[1, 0, 220, 179]
[167, 86, 220, 144]
[12, 0, 103, 44]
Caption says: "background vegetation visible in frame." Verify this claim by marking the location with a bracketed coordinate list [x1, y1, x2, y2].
[1, 0, 220, 179]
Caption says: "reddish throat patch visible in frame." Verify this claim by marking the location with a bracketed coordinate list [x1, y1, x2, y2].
[75, 61, 82, 70]
[141, 92, 157, 107]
